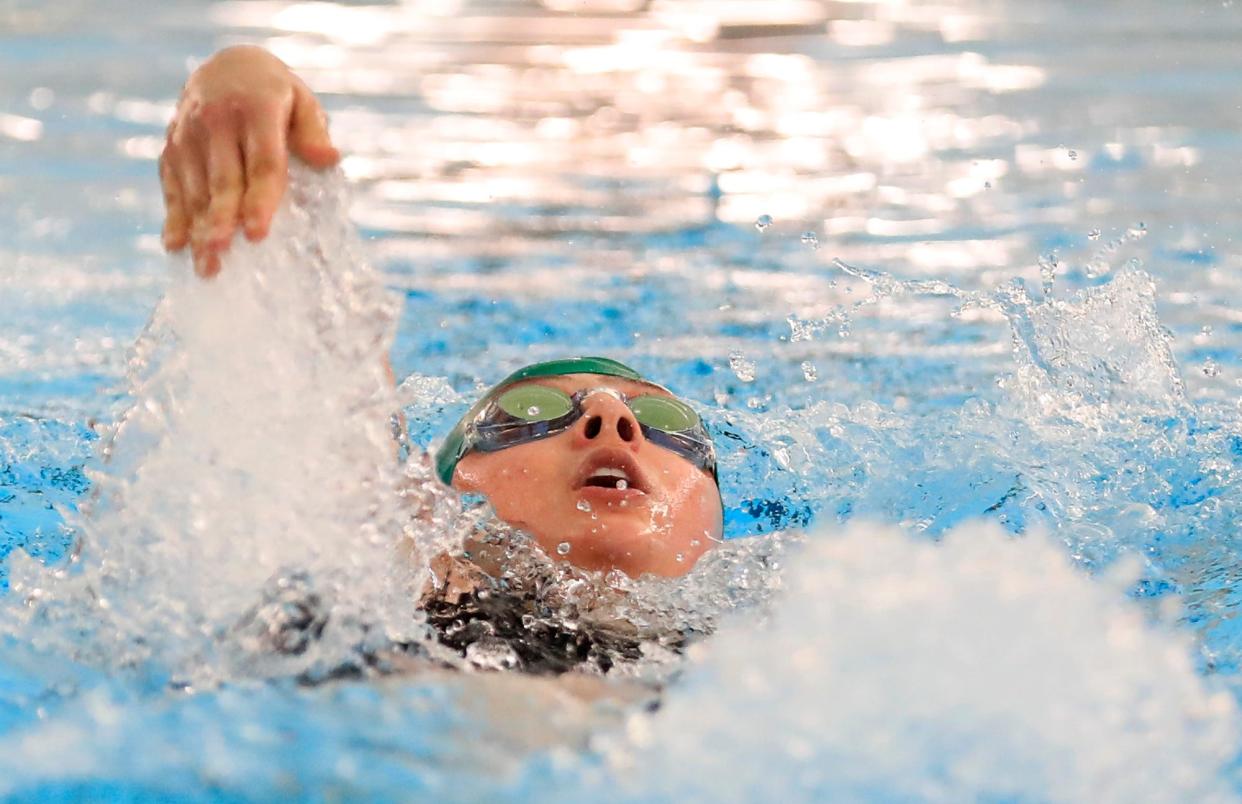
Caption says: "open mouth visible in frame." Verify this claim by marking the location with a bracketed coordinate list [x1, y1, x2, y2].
[583, 466, 632, 490]
[575, 450, 649, 495]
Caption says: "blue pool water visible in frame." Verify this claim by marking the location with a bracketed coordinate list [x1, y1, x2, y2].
[3, 0, 1242, 799]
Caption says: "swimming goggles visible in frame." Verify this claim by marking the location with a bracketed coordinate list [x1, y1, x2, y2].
[464, 384, 717, 478]
[434, 356, 719, 487]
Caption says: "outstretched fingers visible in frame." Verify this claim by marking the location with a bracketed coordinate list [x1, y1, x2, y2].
[204, 132, 246, 243]
[287, 80, 340, 169]
[198, 130, 246, 277]
[175, 138, 212, 274]
[159, 149, 190, 252]
[240, 103, 291, 243]
[240, 80, 338, 242]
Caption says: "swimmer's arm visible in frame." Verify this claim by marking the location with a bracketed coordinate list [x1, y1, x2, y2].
[160, 45, 340, 277]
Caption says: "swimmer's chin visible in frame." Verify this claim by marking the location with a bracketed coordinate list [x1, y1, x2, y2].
[545, 526, 676, 578]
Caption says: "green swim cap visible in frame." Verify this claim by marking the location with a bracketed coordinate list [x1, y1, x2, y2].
[434, 356, 648, 485]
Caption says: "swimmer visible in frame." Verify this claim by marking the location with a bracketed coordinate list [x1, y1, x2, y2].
[159, 46, 725, 587]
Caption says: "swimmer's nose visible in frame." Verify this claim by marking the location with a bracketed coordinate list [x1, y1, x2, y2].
[575, 392, 643, 448]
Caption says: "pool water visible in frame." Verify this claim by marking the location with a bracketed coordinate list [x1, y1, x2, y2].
[3, 0, 1242, 800]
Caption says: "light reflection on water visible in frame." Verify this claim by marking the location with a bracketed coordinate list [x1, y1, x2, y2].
[149, 0, 1238, 396]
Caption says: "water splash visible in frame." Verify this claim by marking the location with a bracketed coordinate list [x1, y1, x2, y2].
[791, 256, 1185, 425]
[728, 351, 757, 383]
[3, 519, 1235, 801]
[1, 164, 451, 686]
[1084, 222, 1148, 279]
[602, 521, 1240, 803]
[766, 255, 1242, 681]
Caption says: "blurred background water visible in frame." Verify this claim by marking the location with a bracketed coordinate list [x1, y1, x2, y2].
[3, 0, 1242, 800]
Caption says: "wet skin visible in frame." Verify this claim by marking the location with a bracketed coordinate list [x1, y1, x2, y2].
[453, 374, 723, 579]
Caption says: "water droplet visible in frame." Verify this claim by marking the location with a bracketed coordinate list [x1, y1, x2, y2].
[800, 231, 819, 249]
[556, 541, 572, 556]
[1203, 359, 1221, 378]
[466, 638, 521, 671]
[675, 553, 685, 563]
[1067, 149, 1078, 160]
[617, 479, 628, 491]
[1201, 325, 1214, 337]
[526, 405, 541, 416]
[576, 499, 592, 512]
[729, 351, 757, 382]
[801, 361, 818, 382]
[690, 539, 701, 548]
[754, 214, 773, 231]
[1037, 252, 1059, 295]
[1087, 228, 1101, 240]
[1128, 221, 1147, 239]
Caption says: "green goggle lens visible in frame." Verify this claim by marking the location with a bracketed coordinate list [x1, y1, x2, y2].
[496, 385, 699, 433]
[496, 385, 574, 421]
[629, 395, 700, 432]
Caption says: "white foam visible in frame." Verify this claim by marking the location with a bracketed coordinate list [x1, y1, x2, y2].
[609, 521, 1239, 802]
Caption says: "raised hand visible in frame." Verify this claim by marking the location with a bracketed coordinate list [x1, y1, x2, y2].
[160, 46, 341, 277]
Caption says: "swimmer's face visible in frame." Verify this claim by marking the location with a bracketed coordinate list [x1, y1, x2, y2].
[452, 374, 723, 578]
